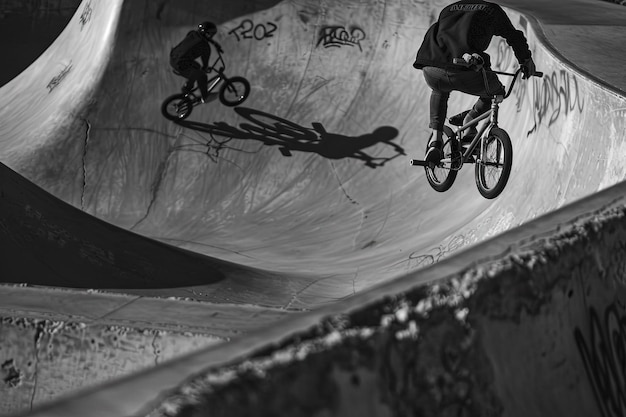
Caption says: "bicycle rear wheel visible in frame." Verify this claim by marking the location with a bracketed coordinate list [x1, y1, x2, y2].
[425, 126, 459, 192]
[161, 94, 194, 120]
[219, 76, 250, 107]
[475, 127, 512, 199]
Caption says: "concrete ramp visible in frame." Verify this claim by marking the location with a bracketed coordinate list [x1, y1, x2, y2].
[1, 0, 626, 415]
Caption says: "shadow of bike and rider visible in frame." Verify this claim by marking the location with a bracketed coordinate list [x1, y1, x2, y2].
[172, 106, 405, 168]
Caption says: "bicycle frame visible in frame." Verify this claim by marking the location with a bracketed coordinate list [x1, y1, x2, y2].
[181, 49, 230, 103]
[449, 67, 523, 166]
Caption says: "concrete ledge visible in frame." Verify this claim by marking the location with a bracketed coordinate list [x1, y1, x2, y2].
[148, 201, 626, 417]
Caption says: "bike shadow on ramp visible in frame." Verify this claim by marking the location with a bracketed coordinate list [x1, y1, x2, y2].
[172, 107, 405, 168]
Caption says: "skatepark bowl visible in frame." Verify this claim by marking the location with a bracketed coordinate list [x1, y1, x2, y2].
[2, 0, 626, 416]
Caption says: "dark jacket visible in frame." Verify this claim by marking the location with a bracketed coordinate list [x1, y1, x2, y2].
[413, 0, 531, 70]
[170, 31, 212, 69]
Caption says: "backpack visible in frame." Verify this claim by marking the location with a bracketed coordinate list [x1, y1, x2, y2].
[170, 31, 202, 61]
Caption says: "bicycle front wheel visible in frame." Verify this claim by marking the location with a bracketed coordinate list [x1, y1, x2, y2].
[475, 127, 512, 199]
[161, 94, 194, 120]
[425, 126, 459, 192]
[219, 76, 250, 107]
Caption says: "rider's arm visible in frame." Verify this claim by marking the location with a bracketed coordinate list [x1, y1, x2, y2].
[492, 6, 532, 64]
[199, 42, 211, 70]
[208, 38, 224, 54]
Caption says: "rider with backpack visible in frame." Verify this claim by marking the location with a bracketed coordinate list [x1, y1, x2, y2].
[413, 0, 536, 165]
[170, 21, 224, 103]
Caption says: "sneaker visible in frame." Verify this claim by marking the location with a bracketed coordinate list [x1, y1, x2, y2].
[449, 110, 471, 127]
[425, 140, 443, 165]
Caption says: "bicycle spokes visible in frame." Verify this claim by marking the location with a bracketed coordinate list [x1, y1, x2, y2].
[477, 137, 506, 186]
[224, 84, 243, 101]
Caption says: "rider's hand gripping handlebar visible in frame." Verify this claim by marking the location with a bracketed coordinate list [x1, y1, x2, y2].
[453, 53, 484, 71]
[453, 54, 544, 79]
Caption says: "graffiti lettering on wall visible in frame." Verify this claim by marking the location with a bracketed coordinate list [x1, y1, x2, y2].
[228, 19, 277, 42]
[47, 62, 72, 92]
[492, 38, 519, 72]
[528, 69, 584, 135]
[490, 37, 585, 134]
[491, 38, 528, 113]
[317, 26, 366, 52]
[574, 303, 626, 417]
[79, 0, 93, 29]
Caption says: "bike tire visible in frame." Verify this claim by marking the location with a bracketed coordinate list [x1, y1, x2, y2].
[219, 76, 250, 107]
[475, 127, 512, 199]
[161, 94, 194, 120]
[425, 126, 458, 192]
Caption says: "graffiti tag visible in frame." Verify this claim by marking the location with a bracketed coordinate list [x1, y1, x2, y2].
[394, 216, 493, 272]
[528, 69, 584, 134]
[228, 19, 277, 41]
[575, 303, 626, 417]
[79, 1, 93, 29]
[317, 26, 366, 52]
[47, 62, 72, 93]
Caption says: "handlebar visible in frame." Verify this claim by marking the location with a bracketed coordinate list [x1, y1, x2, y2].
[499, 67, 543, 99]
[205, 43, 226, 74]
[453, 55, 543, 99]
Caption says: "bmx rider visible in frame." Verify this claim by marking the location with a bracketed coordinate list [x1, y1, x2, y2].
[170, 21, 224, 103]
[413, 0, 536, 165]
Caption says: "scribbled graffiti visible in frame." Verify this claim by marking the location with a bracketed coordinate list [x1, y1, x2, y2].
[46, 62, 72, 92]
[317, 26, 366, 52]
[228, 19, 277, 41]
[528, 70, 584, 135]
[490, 38, 528, 113]
[491, 38, 518, 72]
[575, 303, 626, 417]
[490, 37, 586, 136]
[79, 0, 93, 29]
[395, 216, 493, 272]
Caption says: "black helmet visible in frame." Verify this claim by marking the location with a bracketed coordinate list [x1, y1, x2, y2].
[198, 21, 217, 39]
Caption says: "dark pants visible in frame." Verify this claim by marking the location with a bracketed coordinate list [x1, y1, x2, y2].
[172, 59, 208, 99]
[422, 66, 505, 131]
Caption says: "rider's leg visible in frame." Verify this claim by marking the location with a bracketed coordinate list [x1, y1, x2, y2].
[448, 69, 505, 142]
[426, 88, 449, 164]
[178, 61, 209, 102]
[186, 65, 209, 102]
[423, 67, 452, 164]
[462, 97, 491, 142]
[195, 70, 209, 102]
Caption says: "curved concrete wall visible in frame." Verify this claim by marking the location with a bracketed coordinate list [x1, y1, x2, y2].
[138, 9, 626, 417]
[1, 0, 626, 416]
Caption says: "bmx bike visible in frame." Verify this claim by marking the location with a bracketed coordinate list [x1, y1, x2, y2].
[410, 55, 543, 199]
[161, 50, 250, 121]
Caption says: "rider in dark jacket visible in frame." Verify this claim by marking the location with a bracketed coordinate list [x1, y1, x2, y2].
[170, 21, 223, 103]
[414, 0, 536, 165]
